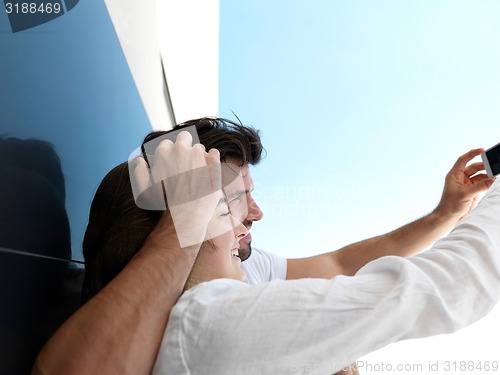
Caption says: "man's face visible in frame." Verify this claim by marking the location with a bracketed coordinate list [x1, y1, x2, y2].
[222, 159, 263, 261]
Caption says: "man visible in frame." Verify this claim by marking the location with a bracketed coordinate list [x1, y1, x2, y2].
[33, 118, 496, 375]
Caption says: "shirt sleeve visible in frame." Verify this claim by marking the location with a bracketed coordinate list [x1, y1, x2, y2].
[241, 247, 287, 284]
[163, 180, 500, 375]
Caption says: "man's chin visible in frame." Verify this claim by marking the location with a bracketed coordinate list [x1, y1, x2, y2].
[239, 241, 252, 262]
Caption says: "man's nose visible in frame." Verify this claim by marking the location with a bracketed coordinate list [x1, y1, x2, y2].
[246, 196, 263, 222]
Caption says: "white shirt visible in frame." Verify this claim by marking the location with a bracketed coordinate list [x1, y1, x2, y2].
[241, 247, 287, 284]
[153, 180, 500, 375]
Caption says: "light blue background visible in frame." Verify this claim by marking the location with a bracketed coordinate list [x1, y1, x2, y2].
[219, 0, 500, 258]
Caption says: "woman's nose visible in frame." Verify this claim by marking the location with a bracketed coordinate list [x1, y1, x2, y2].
[231, 216, 248, 239]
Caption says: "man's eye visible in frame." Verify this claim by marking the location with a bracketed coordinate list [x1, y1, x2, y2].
[220, 212, 230, 217]
[229, 196, 241, 204]
[229, 195, 246, 207]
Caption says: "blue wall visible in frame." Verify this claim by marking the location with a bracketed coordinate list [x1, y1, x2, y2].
[0, 1, 152, 260]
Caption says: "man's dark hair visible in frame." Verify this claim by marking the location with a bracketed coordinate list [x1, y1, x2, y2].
[144, 117, 264, 165]
[82, 117, 263, 302]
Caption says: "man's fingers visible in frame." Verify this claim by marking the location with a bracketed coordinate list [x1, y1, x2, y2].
[454, 148, 484, 170]
[152, 136, 206, 182]
[193, 143, 206, 152]
[206, 148, 221, 164]
[131, 157, 151, 194]
[153, 139, 174, 170]
[175, 130, 193, 146]
[130, 156, 167, 210]
[464, 162, 486, 177]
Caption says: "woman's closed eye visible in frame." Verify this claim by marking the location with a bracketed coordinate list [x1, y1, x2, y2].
[215, 197, 231, 218]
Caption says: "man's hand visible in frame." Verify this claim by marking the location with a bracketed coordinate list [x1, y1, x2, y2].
[435, 148, 497, 223]
[130, 131, 222, 247]
[288, 148, 497, 280]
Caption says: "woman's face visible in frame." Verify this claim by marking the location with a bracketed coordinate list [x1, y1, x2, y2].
[197, 189, 248, 282]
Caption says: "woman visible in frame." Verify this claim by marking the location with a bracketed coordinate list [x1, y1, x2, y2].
[83, 130, 500, 375]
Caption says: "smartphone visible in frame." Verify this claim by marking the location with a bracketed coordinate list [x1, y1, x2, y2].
[481, 142, 500, 178]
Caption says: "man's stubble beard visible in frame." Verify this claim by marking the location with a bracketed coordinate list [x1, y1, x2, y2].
[239, 240, 252, 262]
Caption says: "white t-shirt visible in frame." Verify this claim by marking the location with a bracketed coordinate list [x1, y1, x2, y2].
[153, 181, 500, 375]
[241, 247, 287, 284]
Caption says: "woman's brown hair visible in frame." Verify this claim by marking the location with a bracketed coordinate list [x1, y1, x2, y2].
[82, 117, 264, 302]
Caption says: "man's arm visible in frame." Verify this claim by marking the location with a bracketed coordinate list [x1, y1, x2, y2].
[187, 178, 500, 374]
[32, 214, 199, 375]
[32, 131, 221, 375]
[287, 149, 496, 279]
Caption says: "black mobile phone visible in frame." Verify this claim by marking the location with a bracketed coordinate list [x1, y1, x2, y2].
[481, 141, 500, 177]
